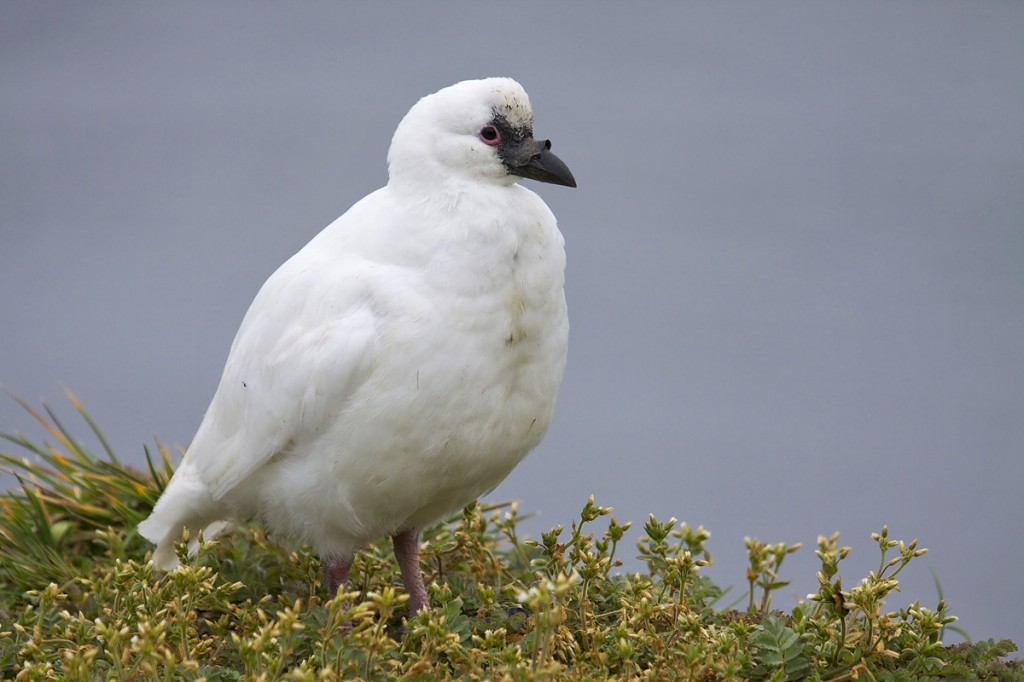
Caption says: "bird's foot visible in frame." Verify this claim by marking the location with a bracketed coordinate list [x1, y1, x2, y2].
[392, 529, 430, 615]
[321, 554, 353, 601]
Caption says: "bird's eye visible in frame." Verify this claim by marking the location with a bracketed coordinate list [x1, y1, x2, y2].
[479, 125, 501, 145]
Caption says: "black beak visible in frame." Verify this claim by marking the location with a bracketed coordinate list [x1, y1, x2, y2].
[503, 138, 577, 188]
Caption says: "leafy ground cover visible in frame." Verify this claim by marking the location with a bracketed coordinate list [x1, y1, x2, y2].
[1, 394, 1020, 680]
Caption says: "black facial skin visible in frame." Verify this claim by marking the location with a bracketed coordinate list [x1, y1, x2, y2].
[491, 112, 577, 188]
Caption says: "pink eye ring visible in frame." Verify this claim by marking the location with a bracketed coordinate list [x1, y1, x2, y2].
[479, 125, 501, 145]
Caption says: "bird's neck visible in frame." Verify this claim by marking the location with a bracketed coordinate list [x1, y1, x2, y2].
[386, 174, 518, 214]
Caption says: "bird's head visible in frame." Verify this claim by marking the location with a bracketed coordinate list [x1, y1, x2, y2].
[387, 77, 576, 192]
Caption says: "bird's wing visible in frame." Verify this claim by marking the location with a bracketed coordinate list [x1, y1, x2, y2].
[188, 254, 378, 501]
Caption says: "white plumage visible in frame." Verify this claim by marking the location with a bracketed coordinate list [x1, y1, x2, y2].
[138, 77, 575, 612]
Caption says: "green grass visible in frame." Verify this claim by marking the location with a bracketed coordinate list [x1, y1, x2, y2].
[1, 393, 1020, 681]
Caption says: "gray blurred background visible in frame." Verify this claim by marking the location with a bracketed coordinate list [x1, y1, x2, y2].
[2, 2, 1022, 645]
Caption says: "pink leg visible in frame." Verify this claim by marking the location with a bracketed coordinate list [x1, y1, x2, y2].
[321, 554, 353, 600]
[392, 529, 429, 614]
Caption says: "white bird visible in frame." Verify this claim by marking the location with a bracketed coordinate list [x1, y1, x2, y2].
[138, 77, 575, 614]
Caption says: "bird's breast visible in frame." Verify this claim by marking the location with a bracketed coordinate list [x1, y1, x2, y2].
[414, 214, 567, 418]
[335, 209, 568, 512]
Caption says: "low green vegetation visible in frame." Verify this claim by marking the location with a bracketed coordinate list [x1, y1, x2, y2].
[1, 394, 1020, 680]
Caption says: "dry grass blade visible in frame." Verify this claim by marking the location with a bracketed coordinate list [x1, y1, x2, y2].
[61, 384, 119, 464]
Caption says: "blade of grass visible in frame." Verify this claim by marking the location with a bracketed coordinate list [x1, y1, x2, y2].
[63, 385, 120, 464]
[4, 391, 76, 453]
[42, 400, 91, 464]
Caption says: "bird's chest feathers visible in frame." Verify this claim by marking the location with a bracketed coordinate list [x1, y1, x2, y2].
[355, 194, 568, 453]
[503, 280, 528, 346]
[503, 255, 528, 346]
[433, 220, 562, 356]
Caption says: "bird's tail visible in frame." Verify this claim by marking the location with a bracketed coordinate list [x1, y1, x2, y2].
[137, 462, 231, 570]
